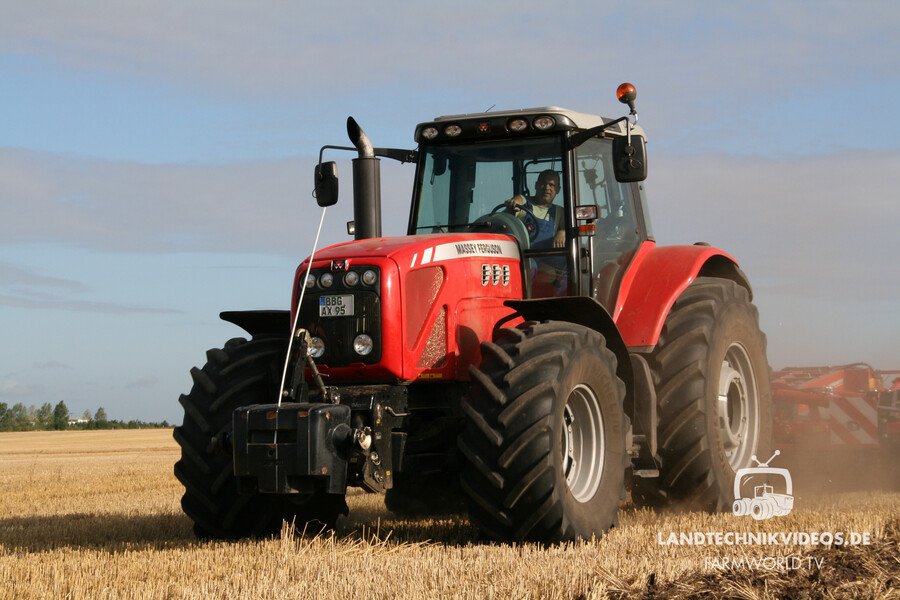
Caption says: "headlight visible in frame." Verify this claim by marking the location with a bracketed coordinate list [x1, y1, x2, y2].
[533, 116, 556, 130]
[444, 124, 462, 137]
[362, 269, 378, 286]
[305, 274, 317, 289]
[353, 334, 373, 356]
[308, 337, 325, 358]
[508, 118, 528, 132]
[344, 271, 360, 286]
[319, 272, 334, 287]
[422, 126, 439, 140]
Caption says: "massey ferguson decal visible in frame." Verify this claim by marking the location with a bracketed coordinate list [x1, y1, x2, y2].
[409, 239, 520, 268]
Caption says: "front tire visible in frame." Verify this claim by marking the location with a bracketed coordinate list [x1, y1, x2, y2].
[174, 335, 348, 539]
[635, 277, 772, 511]
[459, 322, 627, 543]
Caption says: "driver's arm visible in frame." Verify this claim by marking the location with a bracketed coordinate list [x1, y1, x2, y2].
[504, 195, 525, 212]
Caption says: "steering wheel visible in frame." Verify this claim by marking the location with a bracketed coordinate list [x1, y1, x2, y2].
[489, 202, 540, 244]
[469, 204, 533, 250]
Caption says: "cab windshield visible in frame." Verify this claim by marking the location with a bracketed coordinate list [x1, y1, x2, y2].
[408, 135, 644, 300]
[410, 137, 566, 234]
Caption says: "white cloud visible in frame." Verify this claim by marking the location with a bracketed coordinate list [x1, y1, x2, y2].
[1, 1, 895, 103]
[0, 247, 188, 314]
[0, 148, 411, 254]
[0, 293, 184, 315]
[33, 361, 69, 370]
[0, 261, 86, 292]
[0, 378, 40, 399]
[126, 375, 158, 390]
[649, 151, 900, 368]
[650, 151, 900, 299]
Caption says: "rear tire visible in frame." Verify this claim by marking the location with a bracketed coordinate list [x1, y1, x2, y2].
[174, 335, 348, 539]
[460, 322, 627, 543]
[634, 278, 772, 511]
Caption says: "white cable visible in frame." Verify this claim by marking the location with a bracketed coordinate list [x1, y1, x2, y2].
[277, 206, 328, 407]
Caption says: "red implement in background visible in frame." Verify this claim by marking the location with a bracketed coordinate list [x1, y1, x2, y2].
[773, 364, 900, 451]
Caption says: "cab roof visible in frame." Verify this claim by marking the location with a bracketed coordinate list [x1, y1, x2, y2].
[429, 106, 645, 138]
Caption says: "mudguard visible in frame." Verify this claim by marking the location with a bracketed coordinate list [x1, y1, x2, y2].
[613, 242, 751, 350]
[504, 296, 634, 409]
[220, 310, 290, 336]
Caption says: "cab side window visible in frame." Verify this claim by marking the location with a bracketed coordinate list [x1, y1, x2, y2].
[575, 138, 638, 245]
[575, 138, 642, 309]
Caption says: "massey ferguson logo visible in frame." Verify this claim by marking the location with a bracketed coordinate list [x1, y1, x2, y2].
[732, 450, 794, 520]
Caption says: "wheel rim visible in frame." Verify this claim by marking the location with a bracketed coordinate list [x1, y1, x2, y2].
[561, 383, 605, 503]
[718, 342, 760, 469]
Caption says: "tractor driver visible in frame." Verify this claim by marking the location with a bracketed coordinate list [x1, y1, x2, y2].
[504, 169, 565, 249]
[504, 169, 568, 296]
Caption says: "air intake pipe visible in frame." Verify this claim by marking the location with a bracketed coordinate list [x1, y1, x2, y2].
[347, 117, 382, 240]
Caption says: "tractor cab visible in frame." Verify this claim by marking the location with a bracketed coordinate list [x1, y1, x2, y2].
[408, 104, 651, 306]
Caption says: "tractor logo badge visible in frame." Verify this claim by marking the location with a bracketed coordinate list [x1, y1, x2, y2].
[732, 450, 794, 520]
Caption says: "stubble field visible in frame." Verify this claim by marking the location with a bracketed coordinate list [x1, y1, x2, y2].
[0, 429, 897, 599]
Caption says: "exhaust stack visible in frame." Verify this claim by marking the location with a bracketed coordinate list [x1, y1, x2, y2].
[347, 117, 382, 240]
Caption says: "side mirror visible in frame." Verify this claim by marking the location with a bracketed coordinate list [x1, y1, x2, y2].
[612, 134, 648, 182]
[314, 161, 339, 207]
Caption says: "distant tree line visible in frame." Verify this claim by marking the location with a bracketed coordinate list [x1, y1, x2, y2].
[0, 401, 170, 432]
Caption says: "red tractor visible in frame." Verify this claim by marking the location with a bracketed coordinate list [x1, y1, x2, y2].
[174, 84, 772, 543]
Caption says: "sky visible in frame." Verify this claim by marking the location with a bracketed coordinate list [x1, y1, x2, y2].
[1, 1, 898, 423]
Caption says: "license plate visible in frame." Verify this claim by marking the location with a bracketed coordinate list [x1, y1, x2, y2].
[319, 294, 354, 317]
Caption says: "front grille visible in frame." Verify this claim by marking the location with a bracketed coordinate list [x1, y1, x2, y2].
[298, 267, 382, 366]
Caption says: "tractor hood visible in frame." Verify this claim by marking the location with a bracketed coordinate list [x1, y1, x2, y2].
[304, 233, 522, 269]
[292, 232, 525, 382]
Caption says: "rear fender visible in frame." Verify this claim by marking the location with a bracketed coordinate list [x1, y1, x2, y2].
[613, 244, 751, 349]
